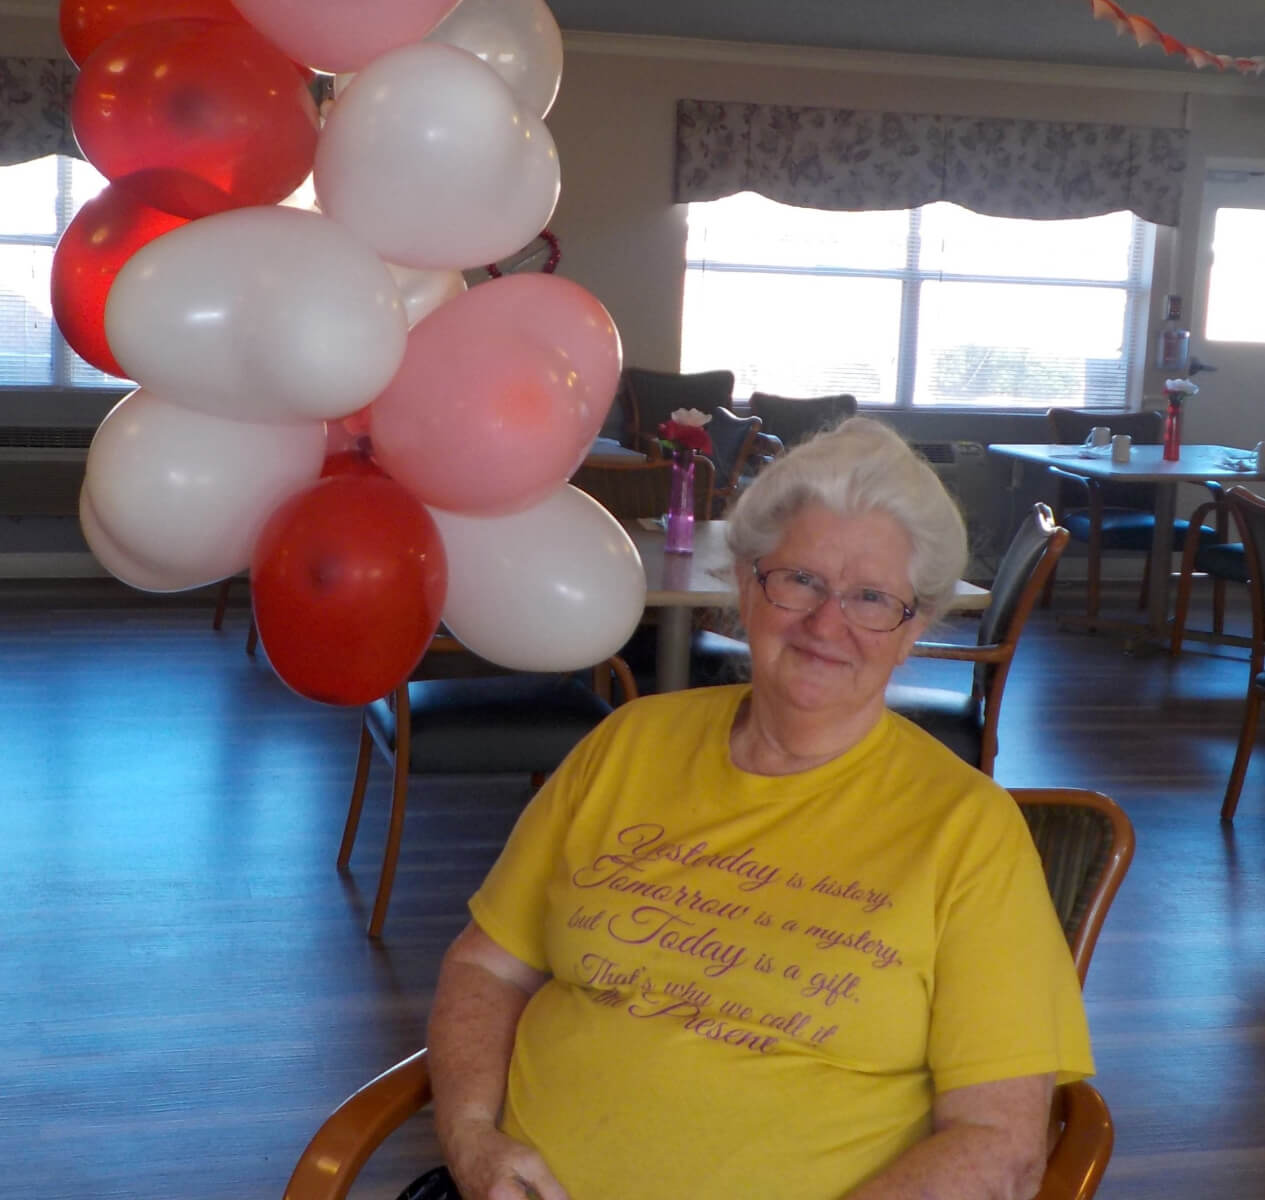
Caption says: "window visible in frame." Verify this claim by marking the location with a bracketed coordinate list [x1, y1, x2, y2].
[0, 154, 117, 389]
[1205, 207, 1265, 344]
[682, 194, 1156, 410]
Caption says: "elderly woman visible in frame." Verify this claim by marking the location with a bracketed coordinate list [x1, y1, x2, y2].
[424, 417, 1091, 1200]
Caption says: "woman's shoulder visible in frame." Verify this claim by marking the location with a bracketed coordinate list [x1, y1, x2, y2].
[608, 683, 748, 730]
[880, 712, 1023, 826]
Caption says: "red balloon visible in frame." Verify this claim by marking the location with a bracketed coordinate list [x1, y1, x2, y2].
[51, 185, 188, 378]
[60, 0, 246, 67]
[71, 19, 320, 219]
[321, 447, 382, 478]
[251, 475, 447, 706]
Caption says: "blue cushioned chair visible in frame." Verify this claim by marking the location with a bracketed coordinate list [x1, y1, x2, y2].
[1169, 483, 1248, 655]
[338, 637, 636, 937]
[886, 503, 1069, 776]
[1217, 487, 1265, 821]
[1044, 408, 1217, 622]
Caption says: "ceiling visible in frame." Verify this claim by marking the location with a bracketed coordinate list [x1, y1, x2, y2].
[8, 0, 1264, 76]
[547, 0, 1263, 74]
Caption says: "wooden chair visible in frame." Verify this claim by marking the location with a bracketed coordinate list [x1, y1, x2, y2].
[1169, 483, 1247, 655]
[1215, 486, 1265, 821]
[748, 391, 857, 449]
[1014, 787, 1134, 1200]
[571, 454, 715, 521]
[615, 366, 735, 455]
[339, 636, 637, 937]
[1043, 408, 1215, 621]
[886, 502, 1069, 776]
[704, 405, 766, 514]
[284, 787, 1130, 1200]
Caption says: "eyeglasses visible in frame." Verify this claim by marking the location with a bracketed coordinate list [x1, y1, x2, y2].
[752, 562, 917, 633]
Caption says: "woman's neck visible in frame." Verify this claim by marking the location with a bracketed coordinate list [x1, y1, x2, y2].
[729, 691, 881, 776]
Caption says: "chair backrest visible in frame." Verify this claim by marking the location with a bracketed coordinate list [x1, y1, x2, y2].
[618, 368, 735, 447]
[748, 392, 857, 447]
[975, 502, 1069, 699]
[571, 455, 715, 521]
[1046, 408, 1164, 510]
[707, 405, 764, 495]
[1225, 485, 1265, 673]
[1009, 788, 1135, 986]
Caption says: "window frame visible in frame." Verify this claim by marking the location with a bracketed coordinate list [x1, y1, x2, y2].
[682, 197, 1156, 412]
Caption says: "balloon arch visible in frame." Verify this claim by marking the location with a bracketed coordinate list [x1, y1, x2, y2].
[52, 0, 647, 706]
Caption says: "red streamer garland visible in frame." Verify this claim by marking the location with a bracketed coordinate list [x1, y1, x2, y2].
[1086, 1, 1265, 76]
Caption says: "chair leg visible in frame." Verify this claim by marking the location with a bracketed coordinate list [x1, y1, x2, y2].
[368, 717, 413, 939]
[1221, 690, 1262, 822]
[245, 617, 259, 658]
[212, 578, 231, 630]
[1137, 552, 1150, 612]
[1085, 539, 1102, 622]
[338, 721, 374, 869]
[1212, 578, 1227, 636]
[1169, 564, 1196, 657]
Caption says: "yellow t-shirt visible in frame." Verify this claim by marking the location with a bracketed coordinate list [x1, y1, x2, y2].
[469, 685, 1092, 1200]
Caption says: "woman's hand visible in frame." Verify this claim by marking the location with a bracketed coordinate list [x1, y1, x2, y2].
[445, 1116, 570, 1200]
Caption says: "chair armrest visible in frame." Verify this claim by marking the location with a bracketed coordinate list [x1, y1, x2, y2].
[751, 432, 785, 461]
[631, 432, 666, 461]
[284, 1049, 432, 1200]
[910, 640, 1011, 663]
[1035, 1080, 1113, 1200]
[1046, 465, 1099, 504]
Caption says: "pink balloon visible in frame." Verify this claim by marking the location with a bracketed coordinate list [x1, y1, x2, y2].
[228, 0, 460, 73]
[371, 275, 623, 515]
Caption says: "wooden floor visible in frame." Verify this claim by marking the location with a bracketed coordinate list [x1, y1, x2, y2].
[5, 583, 1265, 1199]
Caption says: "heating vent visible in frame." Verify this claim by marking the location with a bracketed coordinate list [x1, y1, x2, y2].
[0, 427, 95, 517]
[0, 426, 95, 450]
[912, 441, 1000, 577]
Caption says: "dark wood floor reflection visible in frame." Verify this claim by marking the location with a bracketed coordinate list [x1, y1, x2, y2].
[5, 583, 1265, 1199]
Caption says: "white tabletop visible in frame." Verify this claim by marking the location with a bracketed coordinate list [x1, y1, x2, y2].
[987, 442, 1265, 484]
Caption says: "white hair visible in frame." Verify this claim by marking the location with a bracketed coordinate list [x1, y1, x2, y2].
[726, 416, 969, 621]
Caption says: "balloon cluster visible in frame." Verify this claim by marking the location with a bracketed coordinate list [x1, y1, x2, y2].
[53, 0, 647, 706]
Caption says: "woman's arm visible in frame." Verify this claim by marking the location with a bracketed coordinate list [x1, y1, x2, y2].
[845, 1073, 1054, 1200]
[426, 920, 569, 1200]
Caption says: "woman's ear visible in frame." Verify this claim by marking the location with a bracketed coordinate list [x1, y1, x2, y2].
[894, 610, 931, 664]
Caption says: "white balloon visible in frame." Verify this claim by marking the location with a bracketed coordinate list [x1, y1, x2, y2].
[314, 42, 560, 271]
[104, 207, 407, 424]
[385, 262, 467, 329]
[429, 0, 564, 118]
[83, 389, 326, 588]
[80, 488, 212, 594]
[431, 485, 647, 671]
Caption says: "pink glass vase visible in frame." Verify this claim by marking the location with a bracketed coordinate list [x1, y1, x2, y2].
[664, 449, 695, 554]
[1163, 397, 1183, 461]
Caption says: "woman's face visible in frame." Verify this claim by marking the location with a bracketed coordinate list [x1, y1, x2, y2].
[738, 503, 929, 726]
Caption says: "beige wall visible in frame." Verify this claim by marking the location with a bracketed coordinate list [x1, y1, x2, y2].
[548, 36, 1265, 433]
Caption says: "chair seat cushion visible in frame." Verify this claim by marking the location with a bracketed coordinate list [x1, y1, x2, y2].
[1194, 541, 1248, 582]
[884, 684, 983, 766]
[1062, 510, 1215, 551]
[366, 675, 612, 775]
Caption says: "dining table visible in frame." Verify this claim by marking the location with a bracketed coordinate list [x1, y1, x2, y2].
[987, 441, 1265, 639]
[625, 519, 991, 691]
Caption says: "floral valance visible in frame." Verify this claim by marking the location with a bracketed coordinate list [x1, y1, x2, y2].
[0, 58, 80, 167]
[675, 98, 1188, 226]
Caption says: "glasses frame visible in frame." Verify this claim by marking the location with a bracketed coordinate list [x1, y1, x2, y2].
[752, 561, 917, 633]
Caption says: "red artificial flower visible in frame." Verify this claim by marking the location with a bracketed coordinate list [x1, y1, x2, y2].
[658, 420, 713, 455]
